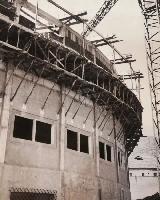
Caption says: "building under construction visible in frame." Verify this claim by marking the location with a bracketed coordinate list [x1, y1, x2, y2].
[0, 0, 143, 200]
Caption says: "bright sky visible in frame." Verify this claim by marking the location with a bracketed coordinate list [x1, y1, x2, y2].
[29, 0, 153, 136]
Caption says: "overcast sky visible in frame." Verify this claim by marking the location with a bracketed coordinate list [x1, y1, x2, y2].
[30, 0, 153, 136]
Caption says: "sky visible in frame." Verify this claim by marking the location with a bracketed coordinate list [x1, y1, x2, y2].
[129, 136, 158, 168]
[28, 0, 153, 137]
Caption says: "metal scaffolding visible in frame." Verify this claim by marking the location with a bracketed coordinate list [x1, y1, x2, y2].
[138, 0, 160, 145]
[0, 0, 143, 155]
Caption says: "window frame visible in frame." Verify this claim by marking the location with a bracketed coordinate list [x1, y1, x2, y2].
[66, 127, 91, 155]
[106, 144, 112, 162]
[67, 129, 78, 151]
[153, 172, 157, 177]
[99, 141, 105, 160]
[118, 149, 125, 168]
[13, 115, 33, 141]
[11, 111, 55, 146]
[99, 140, 114, 162]
[80, 133, 89, 154]
[35, 120, 52, 144]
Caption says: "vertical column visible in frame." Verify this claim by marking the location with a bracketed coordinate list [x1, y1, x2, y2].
[94, 104, 101, 199]
[59, 25, 66, 45]
[113, 113, 119, 200]
[59, 85, 65, 200]
[92, 45, 96, 64]
[0, 62, 12, 163]
[13, 0, 23, 23]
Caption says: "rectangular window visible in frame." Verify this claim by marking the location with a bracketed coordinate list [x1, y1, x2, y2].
[35, 121, 51, 144]
[118, 151, 121, 167]
[99, 142, 105, 159]
[129, 173, 132, 176]
[106, 144, 111, 161]
[154, 173, 157, 177]
[142, 173, 144, 176]
[80, 134, 89, 154]
[67, 129, 78, 151]
[13, 116, 33, 140]
[118, 151, 123, 167]
[67, 129, 90, 154]
[13, 115, 53, 145]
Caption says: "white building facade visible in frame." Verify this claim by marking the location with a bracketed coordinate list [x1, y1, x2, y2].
[129, 137, 159, 200]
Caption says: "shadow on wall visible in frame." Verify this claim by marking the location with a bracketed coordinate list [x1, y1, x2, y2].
[137, 193, 160, 200]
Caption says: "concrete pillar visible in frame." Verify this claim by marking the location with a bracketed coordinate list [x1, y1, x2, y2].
[59, 25, 66, 45]
[91, 44, 96, 64]
[94, 104, 101, 199]
[14, 0, 26, 23]
[113, 114, 119, 200]
[59, 86, 66, 200]
[0, 62, 12, 163]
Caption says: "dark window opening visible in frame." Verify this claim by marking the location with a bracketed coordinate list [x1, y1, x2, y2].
[98, 189, 102, 200]
[121, 154, 123, 166]
[19, 15, 35, 30]
[154, 173, 157, 177]
[35, 121, 51, 144]
[106, 144, 112, 161]
[13, 116, 33, 140]
[130, 173, 132, 176]
[80, 134, 89, 154]
[120, 189, 124, 200]
[99, 142, 105, 159]
[118, 151, 121, 167]
[67, 129, 78, 151]
[142, 173, 144, 176]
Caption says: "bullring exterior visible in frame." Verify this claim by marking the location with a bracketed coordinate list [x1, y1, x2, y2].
[0, 1, 143, 200]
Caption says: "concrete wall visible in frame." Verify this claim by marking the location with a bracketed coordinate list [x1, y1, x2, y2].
[129, 169, 159, 200]
[0, 61, 131, 200]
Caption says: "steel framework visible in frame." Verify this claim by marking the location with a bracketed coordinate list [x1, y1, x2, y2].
[138, 0, 160, 145]
[0, 0, 143, 155]
[82, 0, 119, 37]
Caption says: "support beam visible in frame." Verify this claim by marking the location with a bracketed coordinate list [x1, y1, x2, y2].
[0, 62, 12, 163]
[57, 78, 77, 114]
[67, 19, 88, 26]
[95, 40, 123, 47]
[118, 73, 144, 80]
[59, 85, 65, 199]
[60, 11, 87, 21]
[91, 35, 116, 44]
[10, 60, 34, 102]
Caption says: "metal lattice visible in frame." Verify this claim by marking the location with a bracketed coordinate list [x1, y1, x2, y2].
[138, 0, 160, 144]
[82, 0, 119, 37]
[9, 188, 57, 200]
